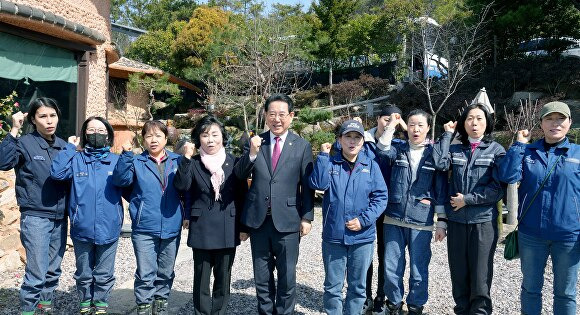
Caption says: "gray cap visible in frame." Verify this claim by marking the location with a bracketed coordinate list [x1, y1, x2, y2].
[540, 101, 570, 119]
[340, 120, 364, 136]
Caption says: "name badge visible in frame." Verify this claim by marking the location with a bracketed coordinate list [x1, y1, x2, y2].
[32, 155, 45, 161]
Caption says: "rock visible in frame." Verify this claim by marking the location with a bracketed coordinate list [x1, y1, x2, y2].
[0, 187, 16, 206]
[17, 247, 26, 263]
[0, 233, 20, 252]
[0, 250, 22, 272]
[1, 208, 19, 225]
[0, 178, 9, 193]
[510, 91, 546, 106]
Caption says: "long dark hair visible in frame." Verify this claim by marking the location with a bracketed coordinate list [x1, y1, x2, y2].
[27, 97, 61, 129]
[80, 116, 115, 147]
[455, 104, 494, 145]
[191, 115, 227, 149]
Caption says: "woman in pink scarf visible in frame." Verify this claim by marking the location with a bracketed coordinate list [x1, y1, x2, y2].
[174, 115, 246, 315]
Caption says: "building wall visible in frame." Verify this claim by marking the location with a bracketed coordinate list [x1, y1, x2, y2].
[1, 0, 112, 117]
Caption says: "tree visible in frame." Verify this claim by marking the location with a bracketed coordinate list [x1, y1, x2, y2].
[411, 2, 492, 138]
[466, 0, 580, 58]
[127, 73, 182, 120]
[111, 0, 197, 31]
[172, 6, 232, 71]
[310, 0, 359, 107]
[125, 21, 186, 74]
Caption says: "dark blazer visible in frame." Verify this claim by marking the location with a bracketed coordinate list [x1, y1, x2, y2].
[174, 152, 246, 250]
[234, 131, 314, 233]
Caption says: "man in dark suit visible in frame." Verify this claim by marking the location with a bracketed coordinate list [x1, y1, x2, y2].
[235, 93, 314, 315]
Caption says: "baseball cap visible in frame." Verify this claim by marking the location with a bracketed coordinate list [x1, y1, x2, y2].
[540, 101, 570, 119]
[379, 105, 402, 118]
[340, 120, 364, 136]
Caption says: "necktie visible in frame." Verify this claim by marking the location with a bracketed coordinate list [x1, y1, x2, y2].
[272, 136, 281, 171]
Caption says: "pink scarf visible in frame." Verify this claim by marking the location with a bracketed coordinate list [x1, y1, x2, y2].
[200, 147, 226, 201]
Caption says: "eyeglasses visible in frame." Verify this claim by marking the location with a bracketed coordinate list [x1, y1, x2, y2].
[86, 128, 107, 134]
[267, 112, 289, 120]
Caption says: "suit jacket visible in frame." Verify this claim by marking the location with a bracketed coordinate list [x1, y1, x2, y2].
[174, 153, 247, 249]
[234, 131, 314, 233]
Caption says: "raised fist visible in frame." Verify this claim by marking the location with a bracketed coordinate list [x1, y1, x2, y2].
[517, 129, 531, 144]
[444, 121, 457, 133]
[122, 142, 133, 152]
[320, 142, 331, 154]
[182, 141, 196, 159]
[385, 113, 400, 129]
[249, 135, 262, 156]
[11, 111, 28, 130]
[68, 136, 80, 147]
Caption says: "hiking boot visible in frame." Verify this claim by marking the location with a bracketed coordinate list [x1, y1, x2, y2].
[37, 301, 53, 314]
[371, 296, 386, 315]
[152, 299, 168, 315]
[137, 304, 152, 315]
[94, 302, 108, 314]
[361, 297, 373, 314]
[407, 304, 424, 315]
[79, 301, 92, 314]
[385, 300, 402, 315]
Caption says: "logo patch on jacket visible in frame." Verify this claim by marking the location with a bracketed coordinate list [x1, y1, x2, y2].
[32, 155, 45, 161]
[361, 168, 370, 173]
[76, 172, 89, 177]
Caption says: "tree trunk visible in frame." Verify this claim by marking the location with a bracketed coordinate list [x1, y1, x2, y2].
[506, 183, 518, 225]
[329, 60, 334, 107]
[431, 112, 437, 140]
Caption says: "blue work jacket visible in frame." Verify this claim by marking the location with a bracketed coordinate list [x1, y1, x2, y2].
[309, 151, 388, 245]
[51, 143, 123, 244]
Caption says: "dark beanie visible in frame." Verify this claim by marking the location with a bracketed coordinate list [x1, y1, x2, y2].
[379, 105, 402, 117]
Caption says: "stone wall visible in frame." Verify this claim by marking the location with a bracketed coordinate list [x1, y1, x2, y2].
[0, 170, 24, 272]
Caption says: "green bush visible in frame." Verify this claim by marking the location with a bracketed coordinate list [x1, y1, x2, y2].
[305, 131, 335, 154]
[298, 107, 333, 125]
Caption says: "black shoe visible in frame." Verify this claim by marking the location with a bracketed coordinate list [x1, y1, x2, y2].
[385, 300, 403, 315]
[361, 297, 373, 314]
[407, 304, 424, 315]
[371, 296, 386, 315]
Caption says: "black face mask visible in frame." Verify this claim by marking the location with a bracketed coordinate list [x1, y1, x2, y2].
[86, 133, 108, 149]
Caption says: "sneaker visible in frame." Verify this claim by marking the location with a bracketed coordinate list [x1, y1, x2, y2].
[361, 297, 373, 314]
[407, 304, 424, 315]
[37, 301, 53, 314]
[137, 304, 152, 315]
[152, 299, 168, 315]
[385, 300, 403, 315]
[371, 296, 386, 315]
[94, 302, 108, 314]
[79, 301, 92, 314]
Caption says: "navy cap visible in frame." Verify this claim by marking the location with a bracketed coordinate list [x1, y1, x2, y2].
[340, 120, 365, 136]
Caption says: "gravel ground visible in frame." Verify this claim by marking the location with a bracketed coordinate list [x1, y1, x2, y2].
[1, 207, 578, 314]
